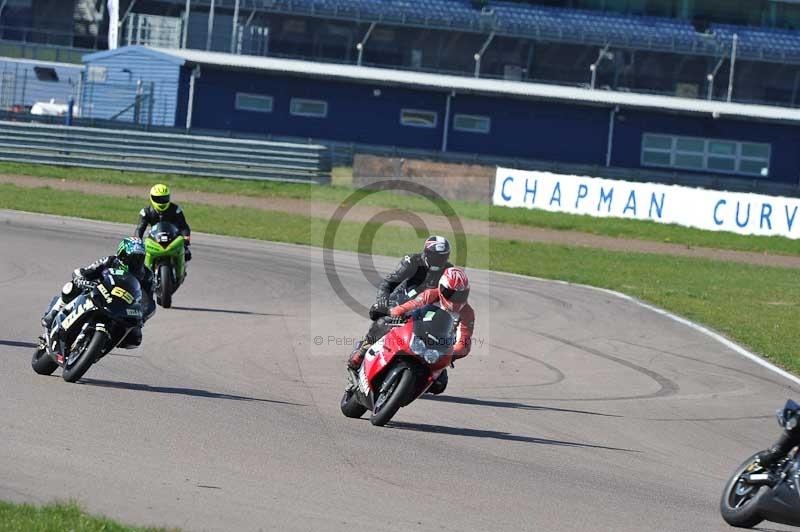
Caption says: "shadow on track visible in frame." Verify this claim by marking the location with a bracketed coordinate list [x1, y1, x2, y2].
[389, 421, 639, 452]
[422, 394, 621, 417]
[0, 340, 38, 349]
[170, 306, 284, 317]
[79, 378, 305, 406]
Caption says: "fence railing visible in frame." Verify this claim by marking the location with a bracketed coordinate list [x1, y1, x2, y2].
[0, 120, 331, 183]
[5, 111, 795, 198]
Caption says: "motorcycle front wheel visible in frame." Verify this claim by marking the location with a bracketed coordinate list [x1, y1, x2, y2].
[340, 388, 367, 419]
[370, 368, 415, 427]
[158, 264, 173, 309]
[720, 451, 770, 528]
[31, 337, 57, 375]
[62, 328, 105, 383]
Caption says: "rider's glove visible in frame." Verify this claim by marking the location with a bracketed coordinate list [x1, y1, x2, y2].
[369, 295, 390, 321]
[74, 278, 96, 290]
[375, 295, 389, 310]
[390, 305, 406, 318]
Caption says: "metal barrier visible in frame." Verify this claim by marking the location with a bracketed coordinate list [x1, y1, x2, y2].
[0, 120, 331, 183]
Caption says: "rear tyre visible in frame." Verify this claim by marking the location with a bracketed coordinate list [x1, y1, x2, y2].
[159, 264, 173, 309]
[720, 451, 769, 528]
[340, 389, 367, 418]
[31, 338, 57, 375]
[370, 368, 415, 427]
[62, 330, 105, 383]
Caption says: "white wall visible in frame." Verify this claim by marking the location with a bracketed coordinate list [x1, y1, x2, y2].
[493, 167, 800, 239]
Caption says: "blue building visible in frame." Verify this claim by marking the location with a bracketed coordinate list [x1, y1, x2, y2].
[0, 58, 83, 109]
[82, 45, 800, 184]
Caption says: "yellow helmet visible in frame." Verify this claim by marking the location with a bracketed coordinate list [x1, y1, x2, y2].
[150, 183, 170, 213]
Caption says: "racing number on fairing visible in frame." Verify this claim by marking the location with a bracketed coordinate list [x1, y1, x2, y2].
[111, 286, 134, 304]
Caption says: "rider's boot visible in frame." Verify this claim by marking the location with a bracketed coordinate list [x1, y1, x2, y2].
[347, 340, 370, 371]
[757, 429, 797, 468]
[41, 297, 66, 328]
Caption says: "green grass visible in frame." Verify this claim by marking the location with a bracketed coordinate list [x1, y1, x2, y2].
[3, 162, 799, 256]
[2, 182, 799, 374]
[0, 501, 176, 531]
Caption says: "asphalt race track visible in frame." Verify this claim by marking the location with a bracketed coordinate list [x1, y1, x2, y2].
[1, 210, 798, 532]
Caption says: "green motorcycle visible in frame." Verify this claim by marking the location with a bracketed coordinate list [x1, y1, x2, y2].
[144, 221, 186, 308]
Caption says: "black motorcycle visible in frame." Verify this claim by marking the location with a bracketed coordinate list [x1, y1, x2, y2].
[32, 269, 144, 382]
[720, 399, 800, 528]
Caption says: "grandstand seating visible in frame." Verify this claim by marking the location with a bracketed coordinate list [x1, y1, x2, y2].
[710, 23, 800, 61]
[270, 0, 800, 62]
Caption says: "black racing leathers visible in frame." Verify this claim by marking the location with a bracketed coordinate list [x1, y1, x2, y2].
[759, 414, 800, 467]
[74, 256, 154, 298]
[135, 204, 191, 239]
[376, 253, 453, 301]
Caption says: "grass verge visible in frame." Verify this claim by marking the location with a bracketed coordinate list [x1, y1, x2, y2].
[0, 500, 176, 531]
[2, 162, 798, 256]
[2, 182, 798, 374]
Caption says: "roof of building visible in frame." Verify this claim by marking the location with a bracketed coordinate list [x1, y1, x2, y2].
[84, 45, 800, 124]
[0, 56, 85, 70]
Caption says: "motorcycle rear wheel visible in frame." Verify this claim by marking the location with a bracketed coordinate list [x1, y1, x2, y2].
[31, 337, 57, 375]
[720, 451, 769, 528]
[370, 368, 414, 427]
[158, 264, 173, 309]
[62, 329, 104, 383]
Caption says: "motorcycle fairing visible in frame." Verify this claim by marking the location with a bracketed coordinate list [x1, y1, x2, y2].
[361, 323, 437, 406]
[757, 459, 800, 527]
[58, 294, 95, 333]
[362, 323, 416, 388]
[145, 222, 186, 283]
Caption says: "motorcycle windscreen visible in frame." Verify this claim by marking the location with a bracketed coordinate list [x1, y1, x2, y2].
[412, 305, 456, 354]
[150, 221, 181, 244]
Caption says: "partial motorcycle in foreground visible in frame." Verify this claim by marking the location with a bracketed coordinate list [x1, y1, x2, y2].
[720, 399, 800, 528]
[144, 221, 186, 308]
[32, 270, 144, 382]
[340, 305, 456, 426]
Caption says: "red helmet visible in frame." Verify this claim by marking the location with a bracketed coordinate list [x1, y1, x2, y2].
[438, 267, 470, 312]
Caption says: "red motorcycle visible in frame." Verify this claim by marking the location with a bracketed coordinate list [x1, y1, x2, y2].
[340, 305, 456, 426]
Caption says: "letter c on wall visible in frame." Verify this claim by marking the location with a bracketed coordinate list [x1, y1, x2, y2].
[713, 199, 726, 226]
[501, 177, 513, 202]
